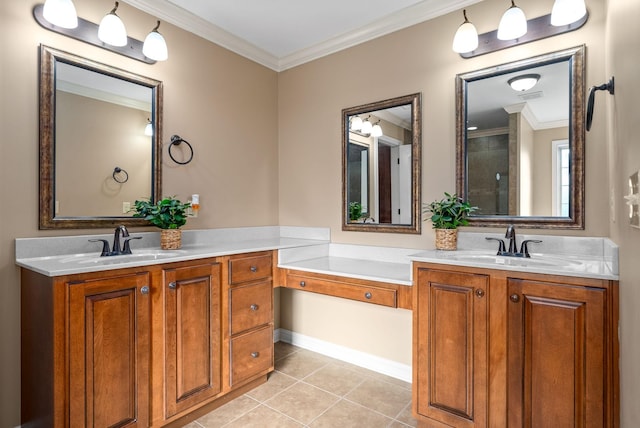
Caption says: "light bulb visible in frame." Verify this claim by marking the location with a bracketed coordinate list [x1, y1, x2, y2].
[452, 10, 478, 54]
[42, 0, 78, 29]
[98, 2, 127, 47]
[143, 21, 168, 61]
[497, 0, 527, 40]
[350, 116, 363, 131]
[361, 119, 373, 135]
[551, 0, 587, 26]
[371, 123, 383, 137]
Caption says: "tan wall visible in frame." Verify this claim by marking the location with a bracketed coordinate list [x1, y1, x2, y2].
[605, 0, 640, 425]
[0, 0, 278, 424]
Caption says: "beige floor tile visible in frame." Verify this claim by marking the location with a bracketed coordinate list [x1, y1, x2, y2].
[333, 360, 412, 391]
[245, 371, 297, 402]
[195, 395, 259, 427]
[274, 341, 301, 361]
[303, 363, 366, 396]
[275, 350, 331, 379]
[223, 405, 303, 428]
[309, 399, 392, 428]
[395, 402, 418, 427]
[389, 421, 415, 428]
[345, 378, 412, 418]
[265, 381, 339, 425]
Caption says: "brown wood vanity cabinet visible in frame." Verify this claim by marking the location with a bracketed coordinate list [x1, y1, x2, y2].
[227, 251, 275, 387]
[412, 262, 619, 428]
[20, 251, 277, 428]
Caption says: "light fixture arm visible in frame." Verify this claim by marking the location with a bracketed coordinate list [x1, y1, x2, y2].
[586, 77, 614, 131]
[33, 3, 155, 64]
[460, 11, 588, 58]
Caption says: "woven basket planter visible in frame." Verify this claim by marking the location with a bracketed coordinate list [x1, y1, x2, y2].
[435, 228, 458, 251]
[160, 229, 182, 250]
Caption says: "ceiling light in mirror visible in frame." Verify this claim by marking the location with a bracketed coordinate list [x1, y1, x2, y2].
[508, 74, 540, 91]
[361, 117, 373, 134]
[43, 0, 78, 28]
[452, 9, 478, 53]
[551, 0, 587, 26]
[497, 0, 527, 40]
[350, 116, 363, 131]
[371, 121, 383, 137]
[98, 1, 128, 47]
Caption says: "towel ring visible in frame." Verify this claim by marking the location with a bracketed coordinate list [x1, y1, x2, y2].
[168, 135, 194, 165]
[112, 167, 129, 183]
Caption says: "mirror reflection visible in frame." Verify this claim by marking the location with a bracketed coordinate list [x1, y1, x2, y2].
[342, 93, 421, 234]
[456, 46, 585, 229]
[39, 45, 163, 229]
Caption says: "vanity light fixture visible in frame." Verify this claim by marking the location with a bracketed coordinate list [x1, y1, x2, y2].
[143, 21, 168, 61]
[98, 2, 127, 47]
[551, 0, 587, 26]
[508, 74, 540, 91]
[497, 0, 527, 41]
[145, 118, 153, 136]
[361, 116, 373, 135]
[350, 116, 363, 131]
[453, 3, 588, 58]
[452, 10, 478, 53]
[33, 3, 168, 64]
[42, 0, 78, 28]
[371, 120, 383, 137]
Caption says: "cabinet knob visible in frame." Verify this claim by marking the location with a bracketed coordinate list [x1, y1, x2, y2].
[475, 288, 485, 298]
[251, 352, 260, 358]
[250, 266, 257, 273]
[168, 281, 177, 290]
[141, 285, 150, 295]
[364, 292, 372, 299]
[510, 294, 520, 303]
[299, 281, 306, 287]
[250, 304, 259, 311]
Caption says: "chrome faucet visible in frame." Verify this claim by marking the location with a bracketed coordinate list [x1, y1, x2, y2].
[485, 225, 542, 258]
[89, 225, 141, 256]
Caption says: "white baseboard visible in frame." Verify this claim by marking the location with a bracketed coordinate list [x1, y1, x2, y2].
[274, 328, 412, 383]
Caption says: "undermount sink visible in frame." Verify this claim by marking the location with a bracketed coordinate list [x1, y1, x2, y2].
[59, 249, 186, 265]
[442, 252, 584, 268]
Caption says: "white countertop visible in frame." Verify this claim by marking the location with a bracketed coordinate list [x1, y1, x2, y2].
[15, 228, 619, 282]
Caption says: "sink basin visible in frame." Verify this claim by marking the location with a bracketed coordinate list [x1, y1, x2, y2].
[443, 253, 583, 268]
[59, 249, 187, 265]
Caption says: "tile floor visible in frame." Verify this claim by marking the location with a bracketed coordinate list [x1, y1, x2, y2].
[183, 342, 417, 427]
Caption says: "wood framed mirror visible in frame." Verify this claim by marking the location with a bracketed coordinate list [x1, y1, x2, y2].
[39, 45, 163, 229]
[456, 45, 585, 229]
[342, 93, 421, 234]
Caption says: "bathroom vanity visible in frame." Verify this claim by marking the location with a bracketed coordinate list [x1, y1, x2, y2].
[17, 228, 620, 428]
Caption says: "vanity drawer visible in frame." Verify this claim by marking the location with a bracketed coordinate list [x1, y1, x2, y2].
[286, 273, 397, 308]
[230, 280, 273, 335]
[230, 325, 274, 386]
[229, 252, 273, 284]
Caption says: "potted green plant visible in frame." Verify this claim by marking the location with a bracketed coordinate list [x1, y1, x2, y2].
[349, 201, 365, 222]
[133, 197, 191, 249]
[423, 192, 477, 250]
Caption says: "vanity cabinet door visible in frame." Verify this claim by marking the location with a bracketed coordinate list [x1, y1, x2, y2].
[507, 278, 607, 428]
[414, 268, 488, 428]
[163, 262, 222, 418]
[68, 272, 151, 428]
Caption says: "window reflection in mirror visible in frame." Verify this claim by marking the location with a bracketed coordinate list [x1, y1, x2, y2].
[456, 46, 585, 229]
[342, 93, 421, 234]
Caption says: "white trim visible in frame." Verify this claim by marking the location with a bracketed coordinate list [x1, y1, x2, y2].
[552, 139, 569, 216]
[275, 328, 412, 383]
[122, 0, 481, 71]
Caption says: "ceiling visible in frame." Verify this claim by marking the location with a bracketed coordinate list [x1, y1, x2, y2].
[123, 0, 480, 71]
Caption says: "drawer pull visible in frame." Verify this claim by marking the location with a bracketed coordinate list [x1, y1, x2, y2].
[364, 292, 372, 299]
[250, 266, 257, 273]
[251, 352, 260, 358]
[250, 304, 259, 311]
[141, 286, 150, 295]
[168, 281, 177, 290]
[299, 281, 306, 288]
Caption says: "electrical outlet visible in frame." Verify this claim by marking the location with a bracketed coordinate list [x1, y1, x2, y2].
[123, 201, 131, 214]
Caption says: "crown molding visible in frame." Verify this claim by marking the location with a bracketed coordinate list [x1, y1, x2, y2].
[122, 0, 481, 72]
